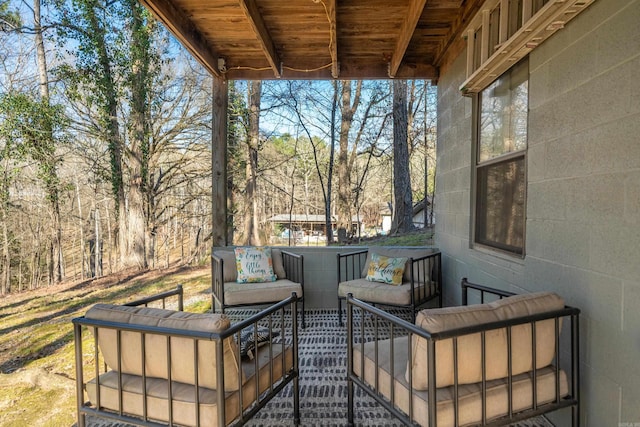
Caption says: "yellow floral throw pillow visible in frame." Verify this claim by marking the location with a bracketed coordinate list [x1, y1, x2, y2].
[235, 247, 277, 283]
[366, 253, 408, 285]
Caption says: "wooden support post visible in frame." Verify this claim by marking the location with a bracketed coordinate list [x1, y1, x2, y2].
[211, 77, 228, 247]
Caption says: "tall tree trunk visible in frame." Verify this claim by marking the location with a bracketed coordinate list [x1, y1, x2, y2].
[94, 207, 102, 277]
[391, 80, 413, 234]
[33, 0, 48, 101]
[124, 0, 152, 269]
[104, 204, 113, 275]
[127, 163, 146, 269]
[325, 81, 338, 244]
[227, 81, 240, 245]
[78, 3, 126, 268]
[244, 80, 262, 245]
[1, 155, 10, 295]
[1, 210, 9, 295]
[34, 0, 64, 284]
[75, 176, 86, 279]
[336, 81, 362, 243]
[423, 80, 430, 228]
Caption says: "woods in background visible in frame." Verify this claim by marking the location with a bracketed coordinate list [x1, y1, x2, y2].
[0, 0, 436, 296]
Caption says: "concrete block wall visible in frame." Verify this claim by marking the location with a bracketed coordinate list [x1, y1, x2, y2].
[286, 246, 351, 309]
[435, 0, 640, 424]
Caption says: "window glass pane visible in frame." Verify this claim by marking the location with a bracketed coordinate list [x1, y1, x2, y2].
[476, 156, 525, 254]
[478, 59, 528, 162]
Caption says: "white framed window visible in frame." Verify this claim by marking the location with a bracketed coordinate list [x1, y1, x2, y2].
[474, 58, 528, 256]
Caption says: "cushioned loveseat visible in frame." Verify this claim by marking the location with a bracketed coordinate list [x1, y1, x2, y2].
[212, 247, 305, 328]
[337, 247, 442, 325]
[346, 278, 580, 426]
[73, 286, 300, 427]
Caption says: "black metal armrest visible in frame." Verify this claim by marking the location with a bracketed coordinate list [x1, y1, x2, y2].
[406, 251, 442, 284]
[124, 285, 184, 310]
[337, 249, 368, 283]
[211, 253, 225, 308]
[281, 250, 304, 285]
[461, 277, 516, 305]
[405, 252, 442, 310]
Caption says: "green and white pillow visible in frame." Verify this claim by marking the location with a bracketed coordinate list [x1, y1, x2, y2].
[365, 253, 407, 285]
[235, 246, 277, 283]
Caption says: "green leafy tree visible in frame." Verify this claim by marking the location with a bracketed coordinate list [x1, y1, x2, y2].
[123, 0, 158, 268]
[54, 0, 128, 266]
[55, 0, 165, 268]
[0, 93, 68, 286]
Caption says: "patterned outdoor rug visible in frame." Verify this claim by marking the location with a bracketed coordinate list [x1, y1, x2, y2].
[85, 309, 554, 427]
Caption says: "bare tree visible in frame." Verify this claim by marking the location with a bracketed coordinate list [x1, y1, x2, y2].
[336, 80, 361, 242]
[391, 80, 413, 234]
[243, 80, 262, 245]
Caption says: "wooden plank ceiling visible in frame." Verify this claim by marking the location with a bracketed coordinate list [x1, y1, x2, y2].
[139, 0, 484, 80]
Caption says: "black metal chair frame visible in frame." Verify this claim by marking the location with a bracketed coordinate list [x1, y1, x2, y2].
[346, 278, 580, 427]
[212, 250, 306, 328]
[337, 249, 443, 326]
[73, 286, 300, 427]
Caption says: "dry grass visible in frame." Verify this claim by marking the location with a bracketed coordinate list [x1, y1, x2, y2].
[0, 264, 212, 427]
[352, 226, 435, 247]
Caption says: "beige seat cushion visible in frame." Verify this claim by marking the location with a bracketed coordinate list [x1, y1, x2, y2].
[214, 248, 287, 282]
[223, 279, 302, 306]
[338, 278, 435, 306]
[85, 304, 242, 391]
[86, 345, 293, 427]
[353, 337, 568, 427]
[408, 292, 565, 390]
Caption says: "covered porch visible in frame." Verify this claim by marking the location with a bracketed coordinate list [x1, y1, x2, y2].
[137, 0, 640, 425]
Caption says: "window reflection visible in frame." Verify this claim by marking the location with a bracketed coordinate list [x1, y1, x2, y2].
[475, 58, 528, 256]
[478, 59, 528, 162]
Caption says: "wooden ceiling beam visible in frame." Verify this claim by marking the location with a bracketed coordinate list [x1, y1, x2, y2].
[239, 0, 282, 78]
[138, 0, 221, 78]
[224, 62, 438, 80]
[389, 0, 429, 78]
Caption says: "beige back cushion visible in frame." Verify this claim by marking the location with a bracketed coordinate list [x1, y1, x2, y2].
[270, 249, 286, 279]
[214, 250, 238, 282]
[215, 248, 286, 282]
[363, 248, 437, 282]
[85, 304, 243, 391]
[407, 292, 564, 390]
